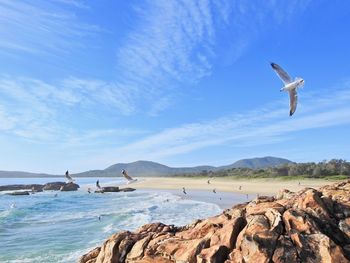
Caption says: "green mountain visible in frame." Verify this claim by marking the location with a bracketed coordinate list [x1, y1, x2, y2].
[0, 157, 292, 178]
[75, 160, 215, 177]
[222, 156, 293, 170]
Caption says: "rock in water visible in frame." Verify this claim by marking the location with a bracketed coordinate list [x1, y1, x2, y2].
[60, 182, 80, 191]
[101, 186, 119, 192]
[79, 180, 350, 263]
[119, 187, 135, 192]
[7, 191, 30, 196]
[94, 187, 136, 193]
[0, 184, 43, 191]
[43, 182, 66, 191]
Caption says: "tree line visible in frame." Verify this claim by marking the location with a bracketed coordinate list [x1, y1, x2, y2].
[178, 159, 350, 179]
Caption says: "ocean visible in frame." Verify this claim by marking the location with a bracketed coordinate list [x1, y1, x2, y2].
[0, 177, 246, 263]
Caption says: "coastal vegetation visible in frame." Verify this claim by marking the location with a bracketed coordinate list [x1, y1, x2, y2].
[176, 159, 350, 180]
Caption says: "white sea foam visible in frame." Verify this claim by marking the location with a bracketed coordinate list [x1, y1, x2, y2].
[0, 187, 223, 262]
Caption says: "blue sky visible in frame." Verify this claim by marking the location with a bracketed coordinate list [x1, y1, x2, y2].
[0, 0, 350, 173]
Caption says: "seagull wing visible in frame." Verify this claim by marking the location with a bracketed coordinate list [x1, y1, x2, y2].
[122, 171, 134, 181]
[271, 63, 292, 84]
[289, 89, 298, 116]
[65, 172, 73, 181]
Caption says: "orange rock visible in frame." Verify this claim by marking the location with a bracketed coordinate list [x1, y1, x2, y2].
[290, 233, 349, 263]
[246, 201, 285, 216]
[283, 208, 320, 234]
[79, 180, 350, 263]
[272, 236, 299, 263]
[235, 214, 282, 263]
[197, 245, 229, 263]
[209, 217, 246, 248]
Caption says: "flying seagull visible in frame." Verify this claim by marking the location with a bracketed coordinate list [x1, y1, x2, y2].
[96, 180, 101, 189]
[121, 169, 137, 184]
[65, 170, 74, 183]
[271, 62, 304, 116]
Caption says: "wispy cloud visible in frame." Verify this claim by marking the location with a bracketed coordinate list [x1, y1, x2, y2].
[116, 0, 215, 96]
[0, 75, 140, 143]
[0, 0, 100, 55]
[91, 83, 350, 164]
[113, 0, 312, 113]
[0, 0, 312, 117]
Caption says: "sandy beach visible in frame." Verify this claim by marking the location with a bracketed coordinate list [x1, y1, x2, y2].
[132, 177, 337, 196]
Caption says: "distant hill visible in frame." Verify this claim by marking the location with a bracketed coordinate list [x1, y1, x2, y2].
[0, 171, 57, 178]
[0, 156, 292, 178]
[76, 160, 215, 177]
[222, 156, 293, 170]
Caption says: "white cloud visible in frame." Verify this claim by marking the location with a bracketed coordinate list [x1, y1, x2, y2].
[0, 0, 100, 55]
[112, 0, 312, 114]
[89, 83, 350, 164]
[0, 76, 140, 143]
[116, 0, 215, 94]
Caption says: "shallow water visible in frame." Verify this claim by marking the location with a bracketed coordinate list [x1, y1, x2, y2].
[0, 177, 226, 263]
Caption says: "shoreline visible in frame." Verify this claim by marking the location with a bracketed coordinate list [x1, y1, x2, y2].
[131, 177, 338, 196]
[139, 188, 252, 210]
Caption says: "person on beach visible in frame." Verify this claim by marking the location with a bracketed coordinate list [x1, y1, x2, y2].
[182, 187, 187, 195]
[96, 180, 101, 189]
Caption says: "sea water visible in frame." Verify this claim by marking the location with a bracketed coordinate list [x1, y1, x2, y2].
[0, 177, 231, 263]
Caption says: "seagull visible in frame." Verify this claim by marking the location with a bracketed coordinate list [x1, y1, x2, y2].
[207, 179, 211, 185]
[213, 188, 216, 194]
[65, 170, 74, 183]
[121, 169, 137, 184]
[96, 180, 101, 189]
[271, 62, 304, 116]
[182, 187, 187, 195]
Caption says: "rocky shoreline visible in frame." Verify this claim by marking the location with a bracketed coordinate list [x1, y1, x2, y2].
[0, 182, 80, 193]
[79, 180, 350, 263]
[0, 182, 136, 195]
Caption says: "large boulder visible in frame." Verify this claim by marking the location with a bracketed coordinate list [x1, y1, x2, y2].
[7, 191, 30, 196]
[0, 184, 43, 191]
[119, 187, 136, 192]
[60, 182, 79, 191]
[79, 180, 350, 263]
[94, 187, 136, 193]
[43, 182, 66, 191]
[101, 186, 119, 192]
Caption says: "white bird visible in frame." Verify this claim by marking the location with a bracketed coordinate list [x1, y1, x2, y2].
[271, 62, 304, 116]
[65, 170, 74, 183]
[121, 169, 137, 184]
